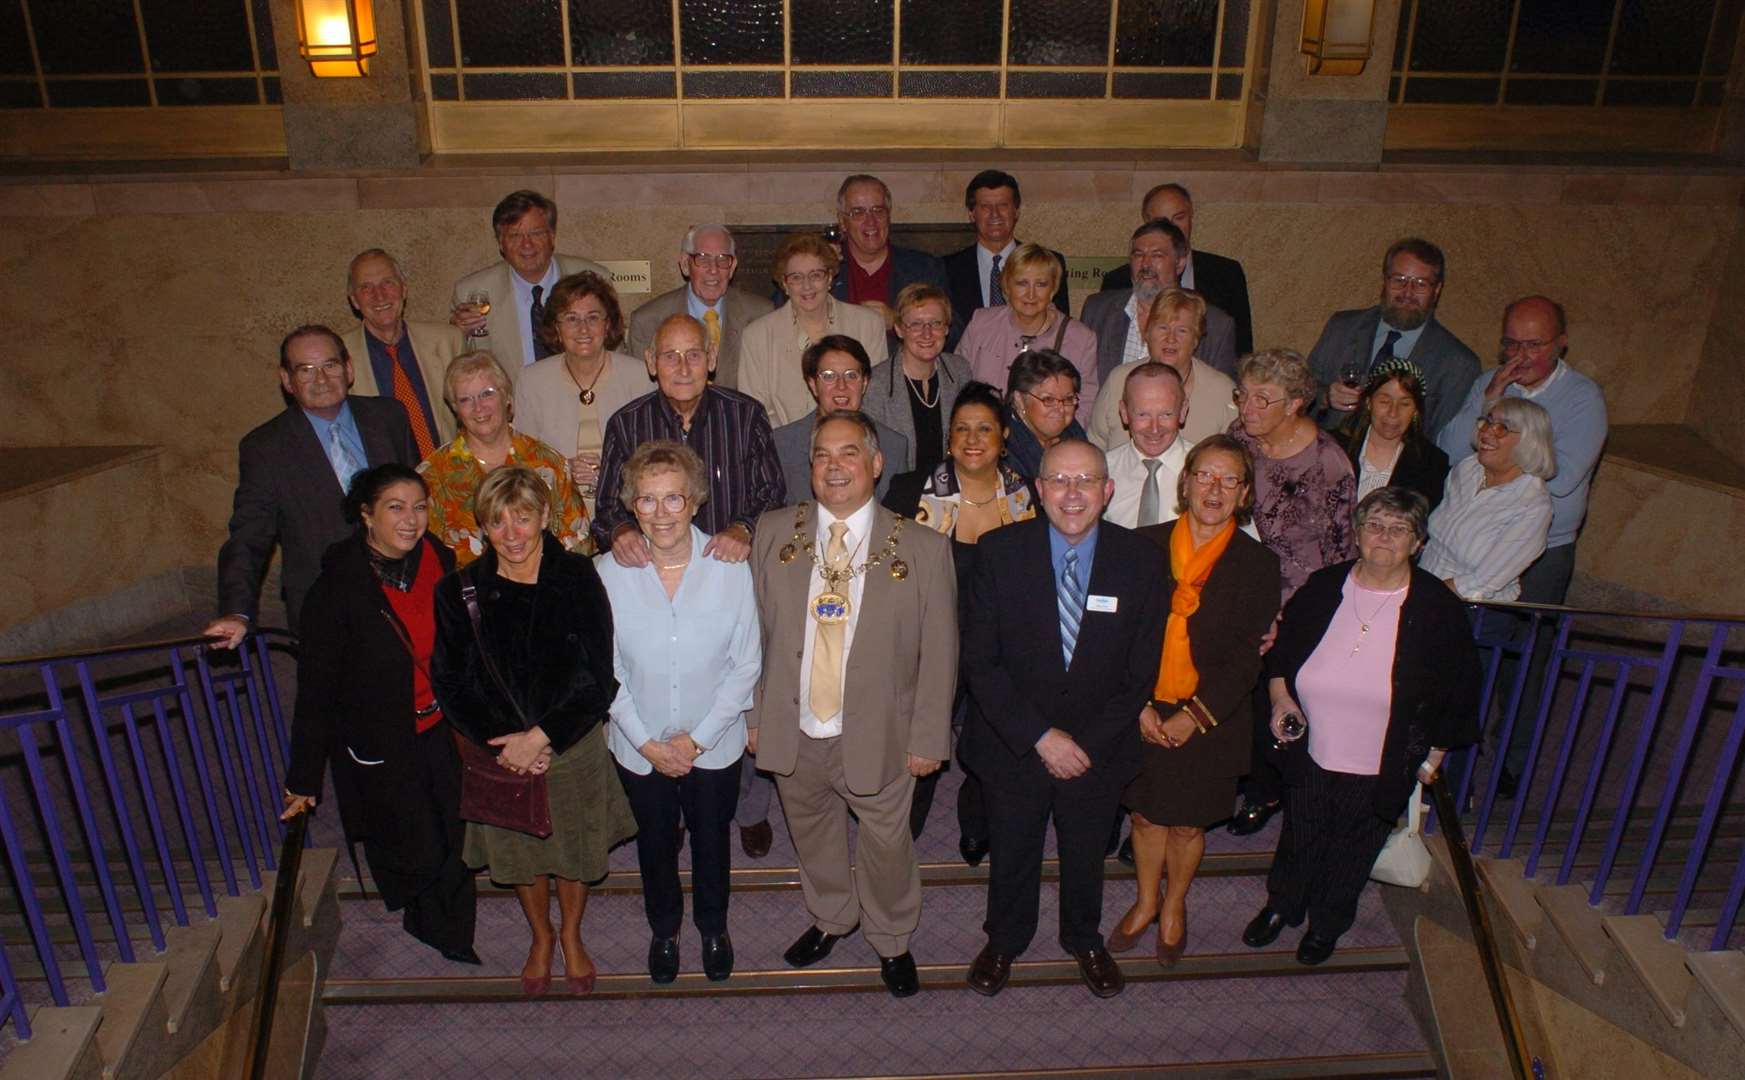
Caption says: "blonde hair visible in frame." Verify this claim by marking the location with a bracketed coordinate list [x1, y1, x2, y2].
[442, 351, 515, 414]
[471, 465, 553, 533]
[999, 242, 1062, 295]
[1146, 287, 1208, 340]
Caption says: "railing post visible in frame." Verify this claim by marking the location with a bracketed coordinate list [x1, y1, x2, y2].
[74, 662, 169, 951]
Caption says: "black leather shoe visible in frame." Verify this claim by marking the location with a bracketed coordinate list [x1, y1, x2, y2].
[1495, 766, 1520, 800]
[783, 924, 855, 968]
[959, 834, 990, 868]
[1227, 799, 1280, 836]
[1106, 820, 1124, 856]
[1296, 929, 1338, 966]
[1241, 906, 1293, 949]
[648, 936, 680, 983]
[1071, 946, 1124, 998]
[965, 944, 1012, 996]
[880, 951, 920, 998]
[701, 932, 734, 981]
[1116, 836, 1135, 866]
[440, 945, 482, 966]
[740, 820, 773, 859]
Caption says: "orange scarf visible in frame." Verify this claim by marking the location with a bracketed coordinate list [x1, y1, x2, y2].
[1154, 516, 1236, 703]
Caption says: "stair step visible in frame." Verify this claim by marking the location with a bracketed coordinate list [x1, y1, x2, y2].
[846, 1051, 1438, 1079]
[1476, 857, 1542, 950]
[1602, 914, 1692, 1027]
[1686, 949, 1745, 1045]
[156, 924, 220, 1036]
[90, 962, 167, 1080]
[212, 892, 265, 994]
[1536, 884, 1610, 985]
[0, 1006, 103, 1080]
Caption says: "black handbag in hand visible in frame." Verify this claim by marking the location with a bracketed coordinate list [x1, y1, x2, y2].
[452, 574, 552, 839]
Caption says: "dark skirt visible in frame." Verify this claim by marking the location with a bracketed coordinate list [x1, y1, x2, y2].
[1124, 741, 1239, 829]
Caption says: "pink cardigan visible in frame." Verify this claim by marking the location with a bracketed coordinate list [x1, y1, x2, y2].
[958, 306, 1100, 426]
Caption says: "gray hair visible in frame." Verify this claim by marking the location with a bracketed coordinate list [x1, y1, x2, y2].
[346, 247, 404, 291]
[682, 223, 736, 257]
[810, 410, 882, 459]
[1478, 397, 1558, 480]
[620, 440, 709, 511]
[1237, 348, 1319, 414]
[836, 174, 893, 215]
[1354, 486, 1431, 544]
[442, 351, 515, 414]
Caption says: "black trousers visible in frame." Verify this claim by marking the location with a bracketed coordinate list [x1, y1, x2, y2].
[372, 723, 476, 955]
[1264, 757, 1395, 940]
[1241, 681, 1287, 806]
[982, 763, 1124, 955]
[617, 756, 742, 937]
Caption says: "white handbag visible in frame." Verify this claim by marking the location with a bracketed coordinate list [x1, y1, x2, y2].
[1371, 781, 1433, 888]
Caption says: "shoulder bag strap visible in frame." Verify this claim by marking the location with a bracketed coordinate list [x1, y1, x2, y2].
[459, 570, 533, 732]
[1052, 310, 1070, 352]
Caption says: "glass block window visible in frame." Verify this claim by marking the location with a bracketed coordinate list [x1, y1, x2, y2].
[419, 0, 1253, 102]
[1, 0, 281, 109]
[1392, 0, 1737, 107]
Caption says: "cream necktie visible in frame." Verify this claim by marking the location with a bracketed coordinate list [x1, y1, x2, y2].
[703, 308, 722, 352]
[807, 522, 850, 721]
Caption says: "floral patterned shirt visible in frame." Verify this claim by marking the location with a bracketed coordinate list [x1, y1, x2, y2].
[1230, 423, 1357, 602]
[417, 429, 593, 568]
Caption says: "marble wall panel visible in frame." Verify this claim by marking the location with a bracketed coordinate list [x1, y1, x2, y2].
[1579, 460, 1745, 615]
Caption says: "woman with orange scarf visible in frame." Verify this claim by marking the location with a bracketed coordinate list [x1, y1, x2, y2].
[1107, 435, 1281, 965]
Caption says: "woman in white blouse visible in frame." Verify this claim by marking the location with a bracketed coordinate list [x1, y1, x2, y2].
[1418, 397, 1555, 602]
[598, 441, 761, 984]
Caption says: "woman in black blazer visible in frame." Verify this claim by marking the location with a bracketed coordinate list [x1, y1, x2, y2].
[1108, 435, 1280, 967]
[1242, 487, 1481, 967]
[282, 464, 477, 965]
[1335, 357, 1449, 513]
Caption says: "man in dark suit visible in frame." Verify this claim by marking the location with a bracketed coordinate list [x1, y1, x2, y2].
[941, 170, 1068, 350]
[1081, 220, 1238, 383]
[1305, 237, 1479, 437]
[1100, 183, 1253, 356]
[771, 335, 911, 501]
[960, 439, 1168, 999]
[827, 174, 948, 325]
[205, 325, 417, 643]
[626, 224, 774, 390]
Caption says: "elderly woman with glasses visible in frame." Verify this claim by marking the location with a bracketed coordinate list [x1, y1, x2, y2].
[598, 441, 761, 984]
[959, 243, 1099, 427]
[738, 232, 888, 428]
[1090, 288, 1237, 450]
[1001, 348, 1089, 482]
[419, 352, 591, 567]
[863, 283, 973, 476]
[1243, 487, 1480, 966]
[1418, 397, 1554, 603]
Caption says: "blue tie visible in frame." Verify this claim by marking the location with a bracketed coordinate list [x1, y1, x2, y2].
[1372, 328, 1402, 373]
[1058, 548, 1084, 668]
[326, 424, 361, 491]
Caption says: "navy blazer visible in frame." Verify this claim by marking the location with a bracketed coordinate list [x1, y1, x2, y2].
[960, 518, 1168, 788]
[942, 242, 1070, 351]
[1101, 248, 1253, 357]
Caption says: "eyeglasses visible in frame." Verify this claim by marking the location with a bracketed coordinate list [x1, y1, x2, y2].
[1150, 323, 1196, 340]
[815, 369, 864, 385]
[454, 386, 500, 409]
[656, 348, 709, 367]
[688, 253, 735, 270]
[558, 311, 607, 330]
[633, 493, 690, 515]
[289, 359, 345, 382]
[1024, 390, 1080, 411]
[1233, 389, 1284, 410]
[842, 205, 890, 221]
[1499, 337, 1555, 354]
[1386, 272, 1438, 291]
[901, 318, 946, 335]
[783, 270, 831, 288]
[1360, 520, 1417, 539]
[1191, 470, 1242, 491]
[503, 228, 552, 243]
[1477, 414, 1519, 433]
[1130, 248, 1175, 263]
[1038, 473, 1106, 491]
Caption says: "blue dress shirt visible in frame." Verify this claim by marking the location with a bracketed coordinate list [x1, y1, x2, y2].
[302, 400, 369, 489]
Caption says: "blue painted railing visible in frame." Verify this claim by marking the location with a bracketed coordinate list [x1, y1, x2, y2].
[0, 631, 292, 1041]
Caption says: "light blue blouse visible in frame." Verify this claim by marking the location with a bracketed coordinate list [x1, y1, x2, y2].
[597, 526, 762, 775]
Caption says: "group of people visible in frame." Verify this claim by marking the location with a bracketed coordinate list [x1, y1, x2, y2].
[209, 170, 1609, 999]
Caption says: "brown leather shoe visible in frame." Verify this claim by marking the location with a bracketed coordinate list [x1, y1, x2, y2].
[739, 820, 773, 859]
[1072, 945, 1125, 998]
[1105, 907, 1155, 953]
[1156, 910, 1187, 968]
[966, 944, 1013, 997]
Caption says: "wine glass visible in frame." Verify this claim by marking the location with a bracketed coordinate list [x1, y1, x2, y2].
[460, 290, 491, 351]
[1274, 710, 1306, 752]
[1339, 361, 1366, 389]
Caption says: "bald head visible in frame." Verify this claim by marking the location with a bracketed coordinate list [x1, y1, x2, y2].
[1499, 295, 1568, 389]
[1120, 362, 1186, 459]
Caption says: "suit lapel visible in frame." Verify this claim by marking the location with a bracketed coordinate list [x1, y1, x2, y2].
[1355, 308, 1383, 363]
[283, 406, 345, 495]
[490, 264, 523, 369]
[849, 504, 897, 666]
[1020, 520, 1071, 680]
[777, 502, 817, 651]
[354, 399, 398, 468]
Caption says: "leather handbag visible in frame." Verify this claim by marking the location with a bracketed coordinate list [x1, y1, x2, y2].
[1370, 781, 1432, 888]
[452, 574, 552, 839]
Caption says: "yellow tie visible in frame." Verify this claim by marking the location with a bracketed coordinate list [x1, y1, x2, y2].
[808, 522, 850, 721]
[703, 308, 722, 352]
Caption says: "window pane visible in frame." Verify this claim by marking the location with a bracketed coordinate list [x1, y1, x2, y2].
[139, 0, 255, 72]
[1006, 71, 1105, 96]
[1510, 0, 1611, 74]
[1221, 0, 1250, 65]
[570, 0, 674, 65]
[1402, 76, 1500, 104]
[1604, 79, 1699, 105]
[0, 0, 34, 75]
[1216, 72, 1243, 99]
[431, 73, 459, 100]
[1113, 72, 1211, 98]
[46, 78, 151, 106]
[1009, 0, 1112, 66]
[1406, 0, 1509, 73]
[253, 0, 277, 69]
[899, 70, 999, 96]
[1392, 0, 1412, 71]
[0, 81, 42, 108]
[35, 0, 144, 75]
[458, 0, 565, 67]
[1611, 0, 1712, 76]
[1707, 0, 1742, 75]
[463, 72, 568, 99]
[424, 0, 455, 68]
[681, 0, 783, 64]
[572, 71, 676, 97]
[1505, 78, 1597, 105]
[792, 0, 892, 64]
[1115, 0, 1218, 68]
[263, 75, 280, 103]
[793, 70, 890, 95]
[901, 0, 1002, 64]
[683, 70, 783, 96]
[155, 76, 260, 105]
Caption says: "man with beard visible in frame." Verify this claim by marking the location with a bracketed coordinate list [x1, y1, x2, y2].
[1080, 220, 1238, 384]
[1306, 238, 1478, 437]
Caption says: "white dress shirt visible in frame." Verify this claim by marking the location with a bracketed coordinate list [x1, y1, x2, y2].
[507, 258, 562, 368]
[1104, 437, 1191, 529]
[599, 526, 763, 774]
[975, 240, 1018, 306]
[1120, 294, 1148, 366]
[1354, 431, 1404, 503]
[798, 498, 876, 739]
[1418, 456, 1552, 602]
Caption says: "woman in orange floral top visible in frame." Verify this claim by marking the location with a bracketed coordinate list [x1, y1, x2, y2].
[419, 352, 591, 567]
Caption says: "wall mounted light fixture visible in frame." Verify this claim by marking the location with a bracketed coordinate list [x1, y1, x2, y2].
[1301, 0, 1376, 76]
[296, 0, 377, 78]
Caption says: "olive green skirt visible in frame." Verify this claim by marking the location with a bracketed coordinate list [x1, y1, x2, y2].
[462, 725, 636, 886]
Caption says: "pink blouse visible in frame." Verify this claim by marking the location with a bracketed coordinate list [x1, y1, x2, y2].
[958, 306, 1100, 427]
[1295, 573, 1407, 776]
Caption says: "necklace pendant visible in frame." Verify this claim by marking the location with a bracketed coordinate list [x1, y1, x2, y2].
[889, 558, 909, 581]
[778, 543, 797, 564]
[812, 591, 851, 624]
[579, 388, 595, 406]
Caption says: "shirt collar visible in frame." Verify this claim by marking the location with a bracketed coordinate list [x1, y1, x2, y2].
[509, 259, 561, 301]
[685, 287, 725, 320]
[818, 497, 877, 545]
[1517, 359, 1567, 398]
[302, 398, 355, 433]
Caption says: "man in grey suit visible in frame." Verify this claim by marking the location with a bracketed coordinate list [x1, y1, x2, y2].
[1080, 220, 1238, 385]
[627, 224, 774, 390]
[204, 325, 417, 644]
[449, 190, 611, 371]
[1305, 237, 1478, 437]
[771, 335, 910, 502]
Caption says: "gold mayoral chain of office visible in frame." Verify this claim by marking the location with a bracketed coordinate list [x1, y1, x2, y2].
[777, 502, 910, 625]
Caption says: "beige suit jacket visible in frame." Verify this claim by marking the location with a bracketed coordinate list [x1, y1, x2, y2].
[341, 320, 467, 445]
[736, 299, 889, 428]
[1089, 357, 1238, 451]
[747, 501, 957, 796]
[450, 253, 610, 372]
[626, 286, 775, 391]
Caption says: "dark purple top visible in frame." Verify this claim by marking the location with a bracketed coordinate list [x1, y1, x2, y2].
[1231, 423, 1357, 602]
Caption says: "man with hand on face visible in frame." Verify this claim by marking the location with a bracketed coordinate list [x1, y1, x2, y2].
[341, 248, 466, 456]
[592, 314, 785, 567]
[746, 412, 957, 998]
[1307, 237, 1478, 437]
[959, 439, 1168, 999]
[627, 224, 774, 390]
[820, 174, 948, 326]
[1081, 220, 1238, 383]
[451, 190, 611, 371]
[1101, 183, 1253, 356]
[941, 170, 1069, 350]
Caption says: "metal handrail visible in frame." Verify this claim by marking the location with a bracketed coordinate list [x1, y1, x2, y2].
[0, 626, 297, 669]
[1427, 775, 1538, 1080]
[242, 806, 309, 1080]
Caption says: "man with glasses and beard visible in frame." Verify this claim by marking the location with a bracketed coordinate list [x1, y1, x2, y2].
[1306, 238, 1479, 437]
[1080, 219, 1238, 384]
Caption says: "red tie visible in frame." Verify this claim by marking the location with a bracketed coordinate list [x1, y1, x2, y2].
[385, 342, 437, 459]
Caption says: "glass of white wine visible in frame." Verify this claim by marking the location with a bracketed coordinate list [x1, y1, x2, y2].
[461, 290, 491, 351]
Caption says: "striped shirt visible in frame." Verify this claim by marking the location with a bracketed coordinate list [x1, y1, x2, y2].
[1418, 455, 1551, 602]
[591, 385, 787, 549]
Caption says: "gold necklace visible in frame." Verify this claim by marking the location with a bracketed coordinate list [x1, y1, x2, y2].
[566, 354, 607, 405]
[777, 503, 910, 623]
[1349, 581, 1408, 656]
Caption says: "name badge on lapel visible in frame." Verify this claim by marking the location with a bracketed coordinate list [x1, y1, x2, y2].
[1086, 595, 1118, 613]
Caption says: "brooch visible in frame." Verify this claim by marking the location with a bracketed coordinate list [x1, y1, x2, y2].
[889, 559, 909, 581]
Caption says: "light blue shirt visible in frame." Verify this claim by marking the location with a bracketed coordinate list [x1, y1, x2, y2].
[507, 258, 562, 368]
[598, 526, 762, 774]
[685, 287, 726, 323]
[1047, 523, 1099, 596]
[301, 400, 368, 490]
[975, 240, 1017, 306]
[1370, 319, 1427, 370]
